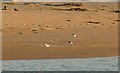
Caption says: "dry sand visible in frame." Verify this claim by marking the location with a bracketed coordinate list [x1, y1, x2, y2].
[2, 2, 118, 60]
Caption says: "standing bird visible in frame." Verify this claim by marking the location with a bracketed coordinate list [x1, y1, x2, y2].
[68, 41, 74, 45]
[14, 8, 19, 12]
[3, 6, 7, 10]
[72, 33, 77, 38]
[45, 43, 50, 48]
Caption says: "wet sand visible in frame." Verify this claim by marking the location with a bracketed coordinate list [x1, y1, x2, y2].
[2, 2, 118, 60]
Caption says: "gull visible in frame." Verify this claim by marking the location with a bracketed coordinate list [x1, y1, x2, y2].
[45, 43, 50, 48]
[68, 41, 74, 45]
[72, 33, 77, 38]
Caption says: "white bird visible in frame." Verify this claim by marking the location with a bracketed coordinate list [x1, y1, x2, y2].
[45, 43, 50, 48]
[68, 41, 74, 45]
[73, 33, 77, 38]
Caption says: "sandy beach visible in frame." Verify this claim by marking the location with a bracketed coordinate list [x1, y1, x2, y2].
[2, 2, 118, 60]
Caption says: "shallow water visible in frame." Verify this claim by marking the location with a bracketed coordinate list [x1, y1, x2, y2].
[2, 56, 118, 71]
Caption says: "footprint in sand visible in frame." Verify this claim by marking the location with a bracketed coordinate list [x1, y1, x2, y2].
[66, 20, 71, 22]
[31, 29, 38, 33]
[82, 27, 85, 29]
[79, 24, 82, 25]
[115, 20, 120, 22]
[18, 32, 23, 34]
[29, 28, 38, 33]
[38, 24, 41, 26]
[110, 26, 113, 28]
[56, 26, 63, 29]
[93, 26, 98, 28]
[101, 24, 104, 25]
[49, 40, 55, 44]
[9, 28, 14, 29]
[112, 22, 115, 24]
[4, 24, 12, 26]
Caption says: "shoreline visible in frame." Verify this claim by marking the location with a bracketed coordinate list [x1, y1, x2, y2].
[2, 56, 119, 60]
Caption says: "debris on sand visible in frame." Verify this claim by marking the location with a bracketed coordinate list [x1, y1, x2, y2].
[41, 28, 56, 30]
[3, 3, 16, 4]
[24, 2, 36, 6]
[70, 8, 88, 11]
[53, 8, 88, 12]
[87, 21, 100, 24]
[45, 3, 82, 7]
[111, 10, 120, 13]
